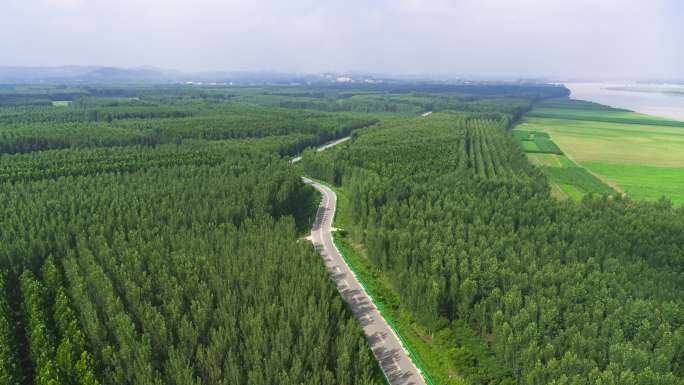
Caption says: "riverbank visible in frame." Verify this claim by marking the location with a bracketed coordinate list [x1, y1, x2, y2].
[566, 82, 684, 121]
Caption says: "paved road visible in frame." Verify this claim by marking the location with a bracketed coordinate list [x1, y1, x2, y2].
[291, 136, 351, 163]
[303, 177, 427, 385]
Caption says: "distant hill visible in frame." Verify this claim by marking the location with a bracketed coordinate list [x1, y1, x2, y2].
[0, 66, 335, 85]
[0, 66, 179, 84]
[0, 66, 391, 86]
[0, 66, 565, 86]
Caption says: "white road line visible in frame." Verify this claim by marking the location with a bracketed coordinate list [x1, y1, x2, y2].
[291, 136, 350, 163]
[394, 359, 401, 372]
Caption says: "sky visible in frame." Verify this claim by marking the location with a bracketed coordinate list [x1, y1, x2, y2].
[1, 0, 682, 79]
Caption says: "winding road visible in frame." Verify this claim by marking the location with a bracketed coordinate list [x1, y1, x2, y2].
[303, 178, 427, 385]
[290, 136, 351, 164]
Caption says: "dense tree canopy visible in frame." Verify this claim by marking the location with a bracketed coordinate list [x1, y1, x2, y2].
[303, 110, 684, 385]
[0, 85, 393, 385]
[5, 81, 674, 385]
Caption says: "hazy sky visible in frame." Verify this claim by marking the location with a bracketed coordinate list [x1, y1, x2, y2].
[2, 0, 682, 79]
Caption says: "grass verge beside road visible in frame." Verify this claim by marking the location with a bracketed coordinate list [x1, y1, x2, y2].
[311, 176, 509, 385]
[334, 230, 510, 385]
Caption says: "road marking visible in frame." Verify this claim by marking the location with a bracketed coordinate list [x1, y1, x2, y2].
[394, 359, 401, 372]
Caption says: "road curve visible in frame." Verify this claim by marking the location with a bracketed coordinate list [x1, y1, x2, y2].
[303, 177, 427, 385]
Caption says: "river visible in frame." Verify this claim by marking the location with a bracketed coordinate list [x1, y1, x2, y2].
[565, 82, 684, 121]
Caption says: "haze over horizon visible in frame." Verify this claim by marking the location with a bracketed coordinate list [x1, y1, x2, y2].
[2, 0, 683, 80]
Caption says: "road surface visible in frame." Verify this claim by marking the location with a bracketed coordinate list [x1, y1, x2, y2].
[303, 177, 427, 385]
[291, 136, 351, 163]
[293, 112, 427, 163]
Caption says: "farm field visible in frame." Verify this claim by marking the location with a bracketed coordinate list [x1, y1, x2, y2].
[512, 129, 614, 200]
[523, 98, 684, 205]
[583, 161, 684, 203]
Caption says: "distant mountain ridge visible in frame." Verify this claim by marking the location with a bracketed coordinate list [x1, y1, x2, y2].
[0, 66, 179, 84]
[0, 66, 575, 86]
[0, 66, 372, 85]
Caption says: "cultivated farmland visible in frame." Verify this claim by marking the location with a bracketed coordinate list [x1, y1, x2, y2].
[511, 127, 611, 200]
[522, 98, 684, 205]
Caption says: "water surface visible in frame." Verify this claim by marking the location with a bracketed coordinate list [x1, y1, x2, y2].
[565, 83, 684, 121]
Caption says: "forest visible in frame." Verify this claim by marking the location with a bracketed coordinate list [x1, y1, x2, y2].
[0, 85, 400, 385]
[2, 82, 681, 385]
[302, 93, 684, 384]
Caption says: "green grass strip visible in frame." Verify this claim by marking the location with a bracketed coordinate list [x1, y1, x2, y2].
[305, 174, 438, 384]
[526, 112, 684, 127]
[513, 130, 563, 155]
[333, 235, 437, 385]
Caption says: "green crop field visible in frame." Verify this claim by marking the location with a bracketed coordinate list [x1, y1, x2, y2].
[521, 140, 540, 152]
[523, 98, 684, 205]
[512, 125, 608, 200]
[583, 161, 684, 204]
[527, 106, 684, 128]
[526, 153, 562, 167]
[512, 130, 563, 155]
[521, 151, 615, 200]
[559, 183, 584, 200]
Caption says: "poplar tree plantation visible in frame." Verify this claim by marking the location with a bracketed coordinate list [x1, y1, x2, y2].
[0, 83, 681, 385]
